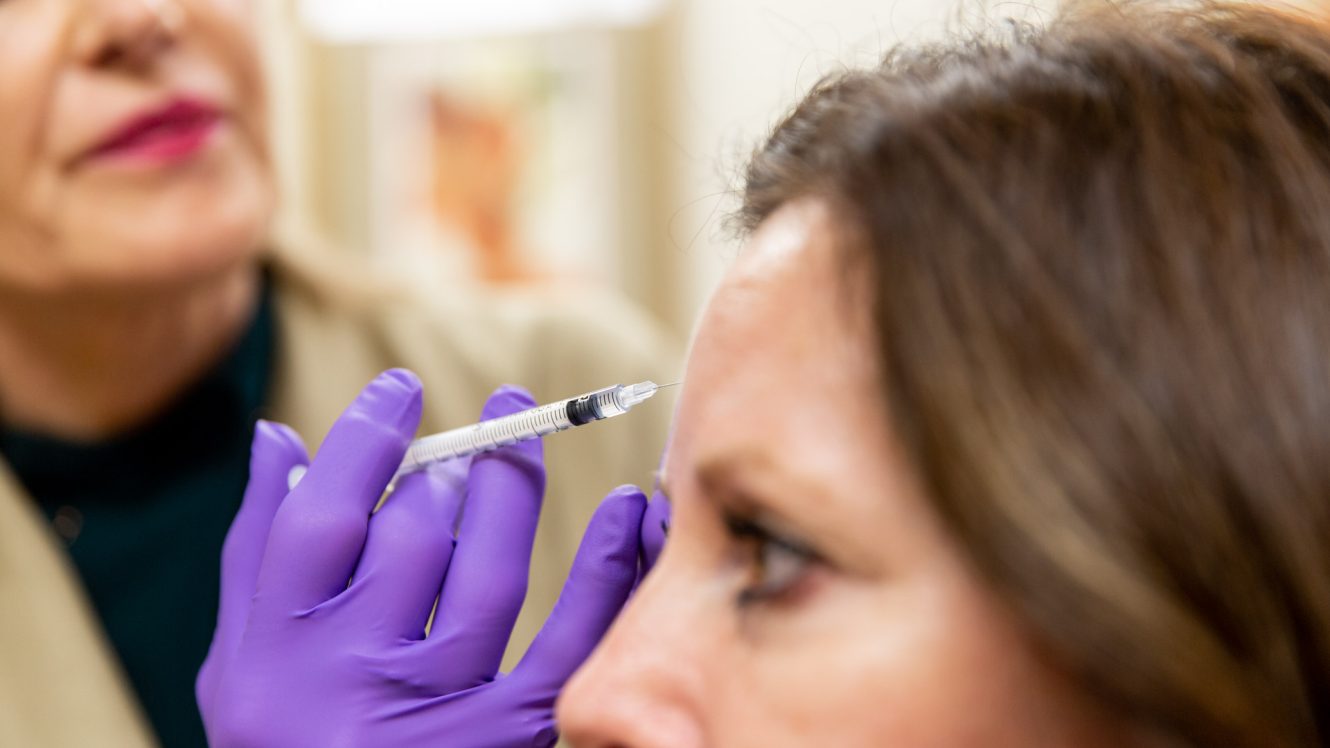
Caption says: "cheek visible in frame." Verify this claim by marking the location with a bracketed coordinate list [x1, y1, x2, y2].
[707, 587, 920, 746]
[0, 7, 64, 222]
[186, 0, 262, 49]
[712, 566, 1104, 747]
[186, 0, 268, 135]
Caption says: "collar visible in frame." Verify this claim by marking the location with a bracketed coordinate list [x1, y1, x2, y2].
[0, 278, 275, 503]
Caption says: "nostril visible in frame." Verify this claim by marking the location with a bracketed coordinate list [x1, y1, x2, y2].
[92, 32, 173, 72]
[86, 3, 179, 71]
[93, 45, 126, 68]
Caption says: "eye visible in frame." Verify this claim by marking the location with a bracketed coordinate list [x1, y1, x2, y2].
[725, 513, 820, 607]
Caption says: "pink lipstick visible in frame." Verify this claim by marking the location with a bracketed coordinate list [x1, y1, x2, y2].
[85, 97, 222, 166]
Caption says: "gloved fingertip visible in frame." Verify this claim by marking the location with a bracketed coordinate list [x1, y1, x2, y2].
[645, 489, 672, 526]
[267, 420, 308, 452]
[252, 418, 278, 446]
[581, 487, 649, 566]
[354, 369, 425, 433]
[382, 367, 424, 391]
[606, 483, 649, 506]
[640, 489, 672, 572]
[251, 420, 309, 467]
[481, 385, 537, 420]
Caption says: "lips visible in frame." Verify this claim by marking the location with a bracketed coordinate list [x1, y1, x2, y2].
[85, 97, 222, 165]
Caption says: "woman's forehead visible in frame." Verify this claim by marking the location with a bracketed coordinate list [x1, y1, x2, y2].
[695, 200, 869, 368]
[672, 200, 881, 456]
[725, 200, 836, 288]
[691, 213, 831, 376]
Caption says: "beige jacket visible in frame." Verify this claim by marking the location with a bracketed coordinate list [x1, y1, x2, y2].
[0, 243, 679, 746]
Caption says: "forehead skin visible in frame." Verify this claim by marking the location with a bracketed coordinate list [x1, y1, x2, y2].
[662, 199, 954, 743]
[678, 198, 869, 455]
[666, 200, 912, 569]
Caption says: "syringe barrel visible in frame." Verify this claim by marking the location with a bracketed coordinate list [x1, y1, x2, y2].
[395, 385, 626, 476]
[397, 400, 573, 474]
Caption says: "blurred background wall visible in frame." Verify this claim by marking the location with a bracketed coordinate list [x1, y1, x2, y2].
[259, 0, 1328, 338]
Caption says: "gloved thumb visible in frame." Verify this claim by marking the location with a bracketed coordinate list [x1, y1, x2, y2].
[200, 420, 308, 706]
[640, 489, 672, 576]
[513, 485, 646, 694]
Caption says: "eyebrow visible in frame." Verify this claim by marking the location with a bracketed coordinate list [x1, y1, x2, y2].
[653, 452, 763, 511]
[694, 450, 799, 514]
[694, 450, 852, 534]
[694, 455, 751, 507]
[668, 442, 838, 508]
[669, 450, 886, 572]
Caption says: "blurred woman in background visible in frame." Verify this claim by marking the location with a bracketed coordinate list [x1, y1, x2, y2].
[0, 1, 674, 745]
[206, 1, 1330, 746]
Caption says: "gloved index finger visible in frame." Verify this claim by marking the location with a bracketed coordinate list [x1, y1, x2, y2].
[426, 385, 545, 687]
[255, 369, 423, 613]
[515, 485, 646, 693]
[345, 465, 466, 640]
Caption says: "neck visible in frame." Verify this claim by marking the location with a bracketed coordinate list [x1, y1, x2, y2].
[0, 264, 261, 441]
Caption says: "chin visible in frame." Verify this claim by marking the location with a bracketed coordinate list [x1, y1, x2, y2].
[109, 217, 270, 293]
[145, 233, 264, 288]
[70, 180, 275, 295]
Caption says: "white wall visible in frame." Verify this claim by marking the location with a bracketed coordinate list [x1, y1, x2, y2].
[650, 0, 1055, 330]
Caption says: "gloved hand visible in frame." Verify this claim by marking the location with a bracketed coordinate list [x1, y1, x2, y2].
[639, 480, 671, 582]
[197, 369, 651, 748]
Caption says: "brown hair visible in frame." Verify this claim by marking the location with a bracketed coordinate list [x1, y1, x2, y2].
[739, 3, 1330, 746]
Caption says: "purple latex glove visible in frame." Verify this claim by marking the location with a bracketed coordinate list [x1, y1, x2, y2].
[640, 490, 670, 573]
[197, 370, 648, 748]
[638, 460, 672, 580]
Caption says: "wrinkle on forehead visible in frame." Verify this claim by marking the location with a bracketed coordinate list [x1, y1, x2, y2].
[669, 197, 883, 463]
[664, 195, 920, 571]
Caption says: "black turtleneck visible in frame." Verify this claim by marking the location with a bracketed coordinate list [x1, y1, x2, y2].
[0, 284, 275, 748]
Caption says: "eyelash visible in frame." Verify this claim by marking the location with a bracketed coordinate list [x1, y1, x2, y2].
[724, 514, 820, 608]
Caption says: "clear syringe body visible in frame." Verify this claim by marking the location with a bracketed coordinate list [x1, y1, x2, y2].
[394, 381, 663, 480]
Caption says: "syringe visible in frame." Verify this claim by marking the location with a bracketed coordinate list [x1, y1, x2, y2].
[393, 381, 675, 481]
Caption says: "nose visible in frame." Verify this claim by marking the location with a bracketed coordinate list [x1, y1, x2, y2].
[73, 0, 182, 71]
[557, 571, 709, 748]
